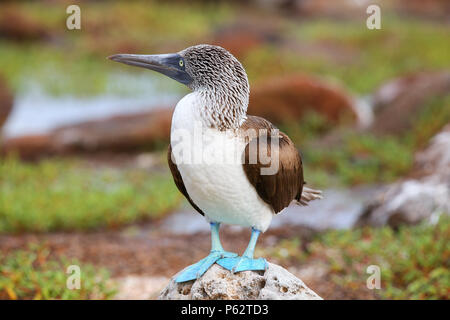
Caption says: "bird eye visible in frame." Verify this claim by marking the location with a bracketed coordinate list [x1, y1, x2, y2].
[179, 59, 184, 67]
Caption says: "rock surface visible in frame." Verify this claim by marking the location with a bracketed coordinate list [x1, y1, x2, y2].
[212, 20, 281, 59]
[248, 75, 357, 126]
[158, 263, 322, 300]
[0, 75, 13, 133]
[358, 124, 450, 227]
[1, 108, 172, 158]
[370, 71, 450, 135]
[0, 5, 51, 41]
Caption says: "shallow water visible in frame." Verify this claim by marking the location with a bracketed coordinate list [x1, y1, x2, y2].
[3, 73, 183, 138]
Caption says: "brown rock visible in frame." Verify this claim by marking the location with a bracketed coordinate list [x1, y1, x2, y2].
[213, 21, 281, 59]
[1, 135, 52, 159]
[248, 75, 356, 125]
[0, 76, 13, 132]
[278, 0, 372, 18]
[370, 71, 450, 135]
[50, 108, 172, 152]
[0, 5, 50, 41]
[1, 108, 173, 159]
[392, 0, 450, 20]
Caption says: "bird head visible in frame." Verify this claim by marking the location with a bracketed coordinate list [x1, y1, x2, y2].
[108, 44, 249, 93]
[109, 44, 250, 129]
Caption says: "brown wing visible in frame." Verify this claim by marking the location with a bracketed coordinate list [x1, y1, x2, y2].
[241, 115, 304, 213]
[167, 144, 205, 216]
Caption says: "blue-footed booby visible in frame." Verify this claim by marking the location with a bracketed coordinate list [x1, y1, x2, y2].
[109, 44, 322, 282]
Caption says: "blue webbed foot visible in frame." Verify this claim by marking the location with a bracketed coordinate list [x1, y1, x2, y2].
[217, 256, 267, 273]
[217, 227, 267, 273]
[175, 250, 237, 282]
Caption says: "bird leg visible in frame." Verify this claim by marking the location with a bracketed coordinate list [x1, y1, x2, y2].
[217, 227, 267, 273]
[175, 222, 237, 282]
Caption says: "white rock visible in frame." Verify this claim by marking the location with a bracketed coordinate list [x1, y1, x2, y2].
[158, 263, 322, 300]
[358, 125, 450, 227]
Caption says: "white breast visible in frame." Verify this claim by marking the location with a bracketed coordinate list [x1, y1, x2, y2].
[170, 93, 274, 232]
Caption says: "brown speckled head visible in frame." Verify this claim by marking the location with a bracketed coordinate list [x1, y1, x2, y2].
[180, 45, 249, 93]
[179, 44, 250, 130]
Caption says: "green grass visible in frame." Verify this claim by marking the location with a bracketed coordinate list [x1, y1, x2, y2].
[0, 244, 116, 299]
[408, 93, 450, 148]
[0, 156, 181, 233]
[262, 215, 450, 300]
[280, 112, 414, 187]
[0, 1, 232, 95]
[245, 16, 450, 94]
[304, 131, 413, 186]
[281, 90, 450, 188]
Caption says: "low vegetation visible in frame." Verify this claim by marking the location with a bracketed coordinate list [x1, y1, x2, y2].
[246, 17, 450, 94]
[0, 244, 116, 299]
[282, 91, 450, 187]
[409, 93, 450, 148]
[0, 1, 232, 95]
[0, 156, 180, 233]
[281, 114, 414, 187]
[262, 215, 450, 299]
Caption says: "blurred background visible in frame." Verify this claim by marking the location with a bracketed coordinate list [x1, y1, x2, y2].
[0, 0, 449, 300]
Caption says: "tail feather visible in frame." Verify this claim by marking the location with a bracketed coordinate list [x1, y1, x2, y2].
[297, 186, 323, 206]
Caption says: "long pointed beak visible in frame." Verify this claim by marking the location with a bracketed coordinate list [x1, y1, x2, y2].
[108, 54, 172, 71]
[108, 53, 193, 86]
